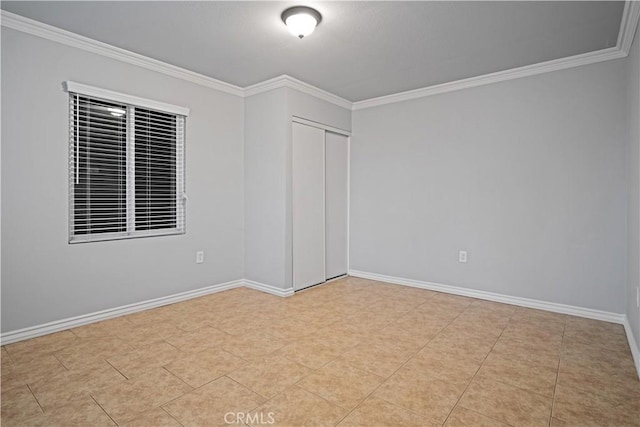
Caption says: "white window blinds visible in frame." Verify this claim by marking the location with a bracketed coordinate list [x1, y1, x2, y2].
[67, 84, 187, 243]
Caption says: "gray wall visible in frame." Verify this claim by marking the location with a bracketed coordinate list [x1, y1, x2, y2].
[351, 58, 628, 313]
[244, 87, 351, 290]
[1, 28, 245, 332]
[627, 25, 640, 346]
[244, 88, 289, 288]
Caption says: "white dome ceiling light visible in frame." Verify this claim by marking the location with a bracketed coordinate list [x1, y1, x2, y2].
[281, 6, 322, 39]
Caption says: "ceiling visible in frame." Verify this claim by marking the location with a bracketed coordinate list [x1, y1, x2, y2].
[1, 1, 625, 102]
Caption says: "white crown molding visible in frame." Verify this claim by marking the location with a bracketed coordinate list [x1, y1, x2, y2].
[242, 279, 295, 298]
[244, 74, 352, 110]
[618, 0, 640, 55]
[3, 4, 639, 111]
[0, 279, 244, 345]
[349, 269, 626, 324]
[352, 47, 625, 110]
[623, 315, 640, 379]
[0, 11, 245, 97]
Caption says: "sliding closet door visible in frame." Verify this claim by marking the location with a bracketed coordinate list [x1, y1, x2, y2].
[292, 122, 326, 290]
[325, 132, 348, 279]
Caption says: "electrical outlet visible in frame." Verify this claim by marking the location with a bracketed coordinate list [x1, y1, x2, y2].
[196, 251, 204, 264]
[459, 251, 467, 263]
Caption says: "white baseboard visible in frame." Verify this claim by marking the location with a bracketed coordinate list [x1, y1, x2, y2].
[623, 315, 640, 379]
[243, 280, 295, 297]
[348, 270, 625, 324]
[0, 279, 244, 345]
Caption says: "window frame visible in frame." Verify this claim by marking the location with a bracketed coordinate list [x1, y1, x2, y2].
[65, 81, 190, 243]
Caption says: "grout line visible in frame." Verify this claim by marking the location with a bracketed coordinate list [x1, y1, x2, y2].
[440, 305, 516, 426]
[331, 298, 473, 425]
[105, 358, 129, 380]
[52, 352, 71, 372]
[549, 316, 567, 425]
[26, 384, 45, 414]
[89, 393, 119, 426]
[161, 366, 194, 390]
[161, 406, 185, 427]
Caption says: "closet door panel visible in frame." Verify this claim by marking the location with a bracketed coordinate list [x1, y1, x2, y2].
[325, 132, 349, 279]
[292, 122, 326, 290]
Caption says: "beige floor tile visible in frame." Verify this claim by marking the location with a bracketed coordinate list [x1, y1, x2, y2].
[420, 293, 474, 314]
[70, 317, 135, 339]
[298, 359, 384, 410]
[54, 336, 133, 371]
[557, 356, 640, 402]
[228, 354, 311, 399]
[2, 278, 638, 427]
[458, 377, 552, 427]
[115, 322, 184, 348]
[162, 376, 264, 427]
[169, 310, 218, 332]
[340, 341, 415, 378]
[5, 331, 78, 362]
[444, 406, 510, 427]
[477, 351, 558, 397]
[395, 310, 452, 337]
[510, 307, 567, 325]
[447, 313, 508, 338]
[277, 338, 343, 369]
[424, 329, 495, 364]
[266, 316, 319, 340]
[1, 385, 43, 427]
[118, 408, 182, 427]
[342, 310, 398, 334]
[222, 331, 289, 360]
[338, 396, 435, 427]
[367, 297, 422, 316]
[249, 386, 347, 427]
[367, 323, 435, 352]
[164, 347, 247, 388]
[106, 340, 183, 379]
[91, 367, 192, 424]
[125, 306, 179, 326]
[20, 395, 115, 427]
[0, 353, 67, 392]
[310, 324, 367, 353]
[552, 383, 640, 426]
[164, 325, 231, 354]
[491, 334, 561, 368]
[405, 347, 481, 389]
[501, 322, 564, 348]
[29, 360, 126, 410]
[373, 364, 463, 424]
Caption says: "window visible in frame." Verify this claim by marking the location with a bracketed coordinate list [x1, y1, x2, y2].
[66, 82, 188, 243]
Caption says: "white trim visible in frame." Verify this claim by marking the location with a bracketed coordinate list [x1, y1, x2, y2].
[3, 7, 639, 111]
[244, 74, 352, 110]
[352, 47, 625, 110]
[1, 11, 244, 97]
[243, 280, 295, 298]
[64, 81, 190, 116]
[0, 279, 244, 345]
[623, 315, 640, 379]
[292, 116, 351, 137]
[348, 270, 625, 324]
[618, 0, 640, 55]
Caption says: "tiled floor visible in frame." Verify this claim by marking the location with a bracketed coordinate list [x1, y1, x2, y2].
[1, 276, 639, 426]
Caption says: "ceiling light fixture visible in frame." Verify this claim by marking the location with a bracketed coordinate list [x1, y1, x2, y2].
[281, 6, 322, 39]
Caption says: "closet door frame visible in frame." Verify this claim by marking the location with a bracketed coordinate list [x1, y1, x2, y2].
[291, 116, 351, 290]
